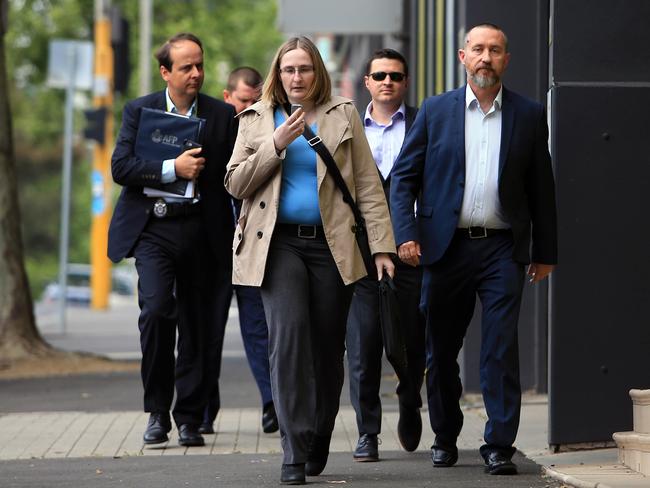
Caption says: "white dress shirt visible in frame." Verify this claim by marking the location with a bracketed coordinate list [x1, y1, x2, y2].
[458, 84, 509, 229]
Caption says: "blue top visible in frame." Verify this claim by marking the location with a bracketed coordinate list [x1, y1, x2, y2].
[274, 109, 321, 225]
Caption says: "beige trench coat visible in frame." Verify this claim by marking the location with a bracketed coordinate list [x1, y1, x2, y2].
[224, 96, 395, 286]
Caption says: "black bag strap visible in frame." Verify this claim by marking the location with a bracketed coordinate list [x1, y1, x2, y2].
[283, 104, 366, 228]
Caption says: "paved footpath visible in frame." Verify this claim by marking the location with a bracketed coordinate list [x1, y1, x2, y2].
[0, 407, 488, 461]
[0, 300, 646, 487]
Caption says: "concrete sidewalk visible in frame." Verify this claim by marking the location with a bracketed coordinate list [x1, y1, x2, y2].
[0, 300, 644, 487]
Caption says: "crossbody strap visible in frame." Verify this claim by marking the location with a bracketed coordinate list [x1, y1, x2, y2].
[283, 104, 365, 227]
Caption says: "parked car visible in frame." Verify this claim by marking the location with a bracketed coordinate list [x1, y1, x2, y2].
[42, 263, 136, 306]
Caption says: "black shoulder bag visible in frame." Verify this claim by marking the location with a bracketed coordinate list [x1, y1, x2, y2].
[286, 104, 376, 279]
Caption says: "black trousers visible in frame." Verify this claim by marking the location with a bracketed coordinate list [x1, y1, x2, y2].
[200, 264, 233, 425]
[260, 225, 354, 464]
[346, 260, 425, 435]
[133, 213, 215, 427]
[421, 232, 524, 457]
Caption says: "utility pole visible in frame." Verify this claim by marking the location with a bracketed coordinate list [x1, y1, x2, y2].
[90, 0, 113, 309]
[139, 0, 152, 96]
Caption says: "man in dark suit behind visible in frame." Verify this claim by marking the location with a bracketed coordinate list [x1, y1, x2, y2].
[198, 66, 278, 436]
[108, 32, 236, 447]
[346, 49, 424, 462]
[390, 24, 557, 475]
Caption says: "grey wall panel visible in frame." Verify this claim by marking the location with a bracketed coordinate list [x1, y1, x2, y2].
[548, 85, 650, 445]
[462, 0, 549, 102]
[551, 0, 650, 83]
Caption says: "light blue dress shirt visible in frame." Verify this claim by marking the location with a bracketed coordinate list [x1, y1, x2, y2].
[363, 102, 406, 179]
[459, 84, 509, 229]
[160, 89, 198, 183]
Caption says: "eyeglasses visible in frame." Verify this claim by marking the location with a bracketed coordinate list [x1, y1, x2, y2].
[369, 71, 406, 82]
[279, 65, 314, 76]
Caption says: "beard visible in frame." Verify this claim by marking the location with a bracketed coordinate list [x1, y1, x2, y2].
[467, 68, 499, 88]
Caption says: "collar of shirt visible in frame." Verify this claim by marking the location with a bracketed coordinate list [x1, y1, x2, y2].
[465, 83, 503, 115]
[364, 101, 406, 128]
[165, 88, 197, 116]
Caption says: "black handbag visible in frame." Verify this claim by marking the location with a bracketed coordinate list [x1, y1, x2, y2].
[290, 105, 376, 279]
[379, 274, 410, 379]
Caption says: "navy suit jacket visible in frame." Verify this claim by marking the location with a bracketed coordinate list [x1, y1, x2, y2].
[108, 90, 237, 265]
[390, 85, 557, 266]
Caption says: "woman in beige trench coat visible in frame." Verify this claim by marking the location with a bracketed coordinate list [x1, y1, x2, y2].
[225, 36, 395, 485]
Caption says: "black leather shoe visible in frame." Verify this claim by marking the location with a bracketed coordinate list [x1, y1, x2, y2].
[397, 403, 422, 452]
[262, 402, 279, 434]
[280, 463, 306, 485]
[305, 433, 331, 476]
[353, 434, 379, 462]
[143, 412, 171, 444]
[431, 445, 458, 467]
[484, 451, 517, 475]
[198, 422, 214, 435]
[178, 424, 205, 447]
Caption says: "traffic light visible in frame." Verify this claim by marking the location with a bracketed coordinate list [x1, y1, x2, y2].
[111, 7, 130, 94]
[83, 107, 107, 144]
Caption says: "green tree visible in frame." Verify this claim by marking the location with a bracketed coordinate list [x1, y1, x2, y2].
[0, 0, 51, 360]
[5, 0, 282, 299]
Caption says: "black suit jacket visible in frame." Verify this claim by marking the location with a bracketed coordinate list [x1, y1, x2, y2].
[108, 90, 237, 265]
[390, 86, 557, 265]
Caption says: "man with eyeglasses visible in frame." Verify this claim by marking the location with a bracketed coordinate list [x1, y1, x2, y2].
[346, 48, 424, 463]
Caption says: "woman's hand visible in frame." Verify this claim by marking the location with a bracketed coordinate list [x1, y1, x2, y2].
[374, 253, 395, 280]
[273, 107, 305, 154]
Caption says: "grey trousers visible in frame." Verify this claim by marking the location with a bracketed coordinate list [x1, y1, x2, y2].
[260, 225, 354, 464]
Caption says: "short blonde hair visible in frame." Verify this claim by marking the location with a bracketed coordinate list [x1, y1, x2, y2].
[261, 36, 331, 107]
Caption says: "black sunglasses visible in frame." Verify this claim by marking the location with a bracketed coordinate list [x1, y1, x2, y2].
[369, 71, 406, 82]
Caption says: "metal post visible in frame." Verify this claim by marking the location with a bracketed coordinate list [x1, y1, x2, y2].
[90, 0, 113, 309]
[57, 51, 77, 334]
[139, 0, 152, 96]
[445, 0, 455, 91]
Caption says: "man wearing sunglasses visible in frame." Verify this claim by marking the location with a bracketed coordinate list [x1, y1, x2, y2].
[346, 48, 425, 463]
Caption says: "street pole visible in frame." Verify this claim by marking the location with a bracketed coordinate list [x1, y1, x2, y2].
[139, 0, 152, 96]
[90, 0, 113, 309]
[57, 53, 77, 334]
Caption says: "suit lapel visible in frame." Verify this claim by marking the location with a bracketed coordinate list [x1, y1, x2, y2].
[405, 105, 417, 133]
[153, 90, 167, 110]
[499, 87, 515, 178]
[454, 87, 466, 175]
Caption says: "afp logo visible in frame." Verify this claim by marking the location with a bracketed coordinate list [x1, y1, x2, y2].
[151, 129, 179, 147]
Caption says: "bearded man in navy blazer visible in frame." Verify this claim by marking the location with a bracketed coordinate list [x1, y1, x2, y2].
[390, 23, 557, 475]
[108, 33, 236, 448]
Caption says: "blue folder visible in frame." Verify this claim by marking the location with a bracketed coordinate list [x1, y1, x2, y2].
[135, 107, 206, 196]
